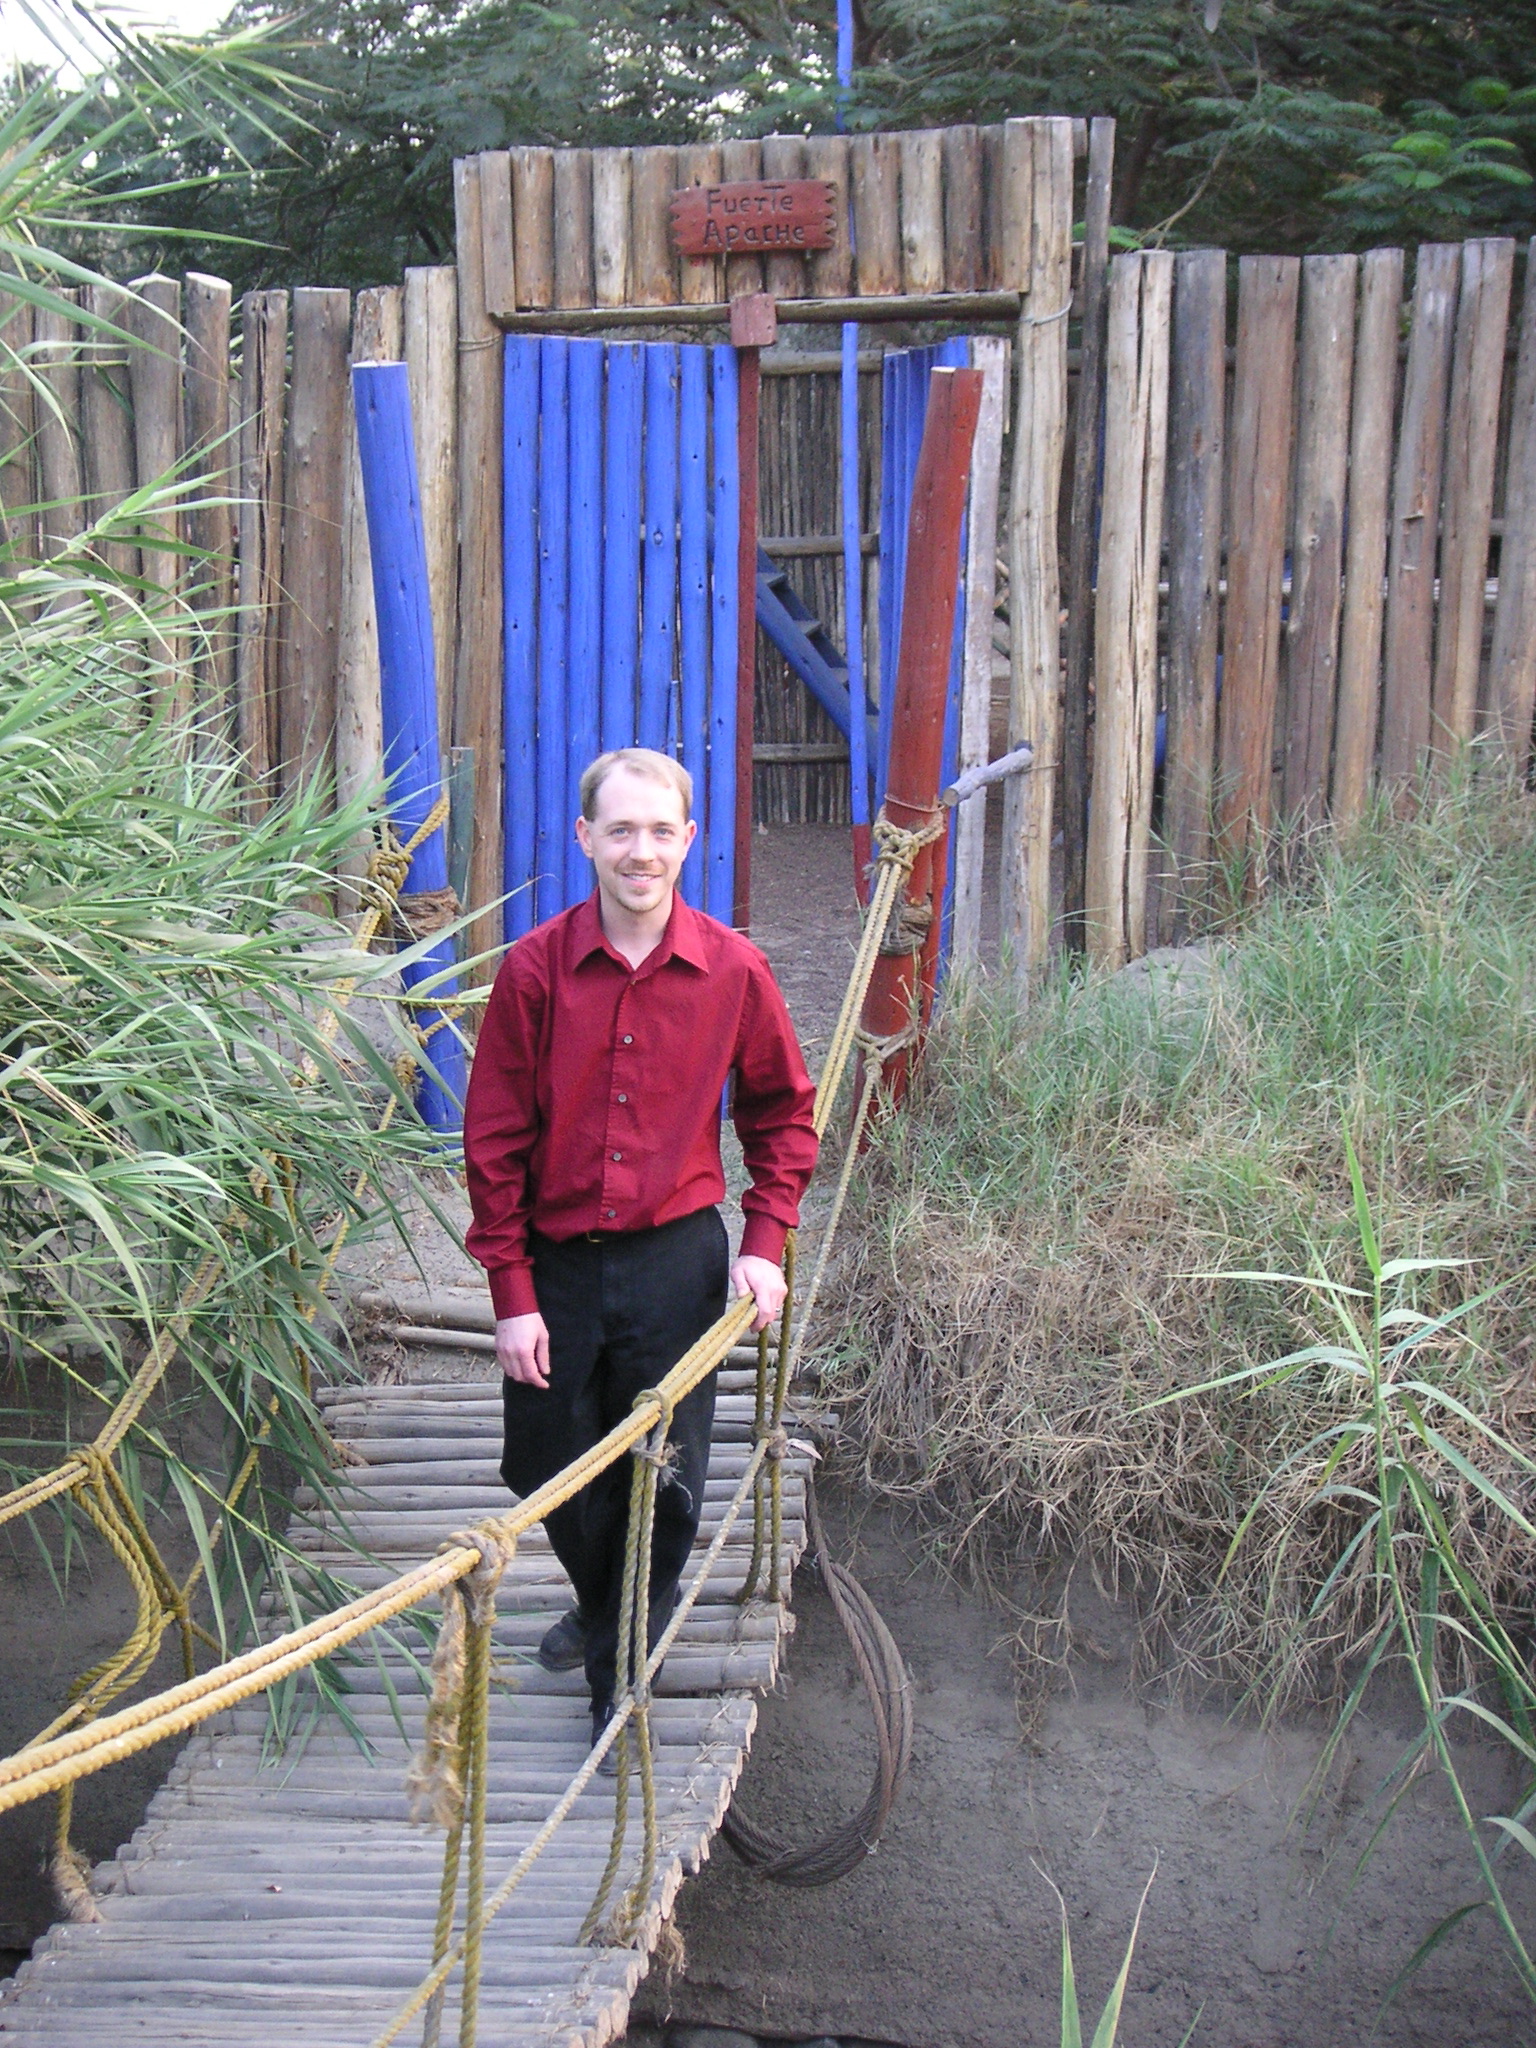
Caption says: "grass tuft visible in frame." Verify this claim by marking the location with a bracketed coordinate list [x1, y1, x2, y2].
[822, 779, 1536, 1707]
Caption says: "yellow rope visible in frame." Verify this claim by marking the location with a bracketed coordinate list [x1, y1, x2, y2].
[0, 799, 938, 2025]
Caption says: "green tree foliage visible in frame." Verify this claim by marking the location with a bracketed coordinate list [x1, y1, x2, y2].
[19, 0, 1536, 289]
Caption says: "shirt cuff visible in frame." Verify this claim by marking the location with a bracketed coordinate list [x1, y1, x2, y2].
[739, 1213, 788, 1267]
[488, 1265, 539, 1320]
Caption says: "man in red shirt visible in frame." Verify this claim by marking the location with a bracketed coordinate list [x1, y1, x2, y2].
[463, 747, 818, 1759]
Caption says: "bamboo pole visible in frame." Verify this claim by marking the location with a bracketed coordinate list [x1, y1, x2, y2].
[1331, 247, 1403, 826]
[453, 153, 506, 976]
[1488, 239, 1536, 770]
[1084, 251, 1174, 970]
[1281, 252, 1357, 824]
[1002, 116, 1073, 988]
[1215, 255, 1300, 889]
[1432, 236, 1514, 757]
[1061, 115, 1115, 947]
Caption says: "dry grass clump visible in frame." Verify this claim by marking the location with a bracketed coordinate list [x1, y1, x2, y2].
[820, 781, 1536, 1705]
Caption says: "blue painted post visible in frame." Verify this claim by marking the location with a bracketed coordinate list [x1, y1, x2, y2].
[567, 339, 604, 903]
[502, 336, 540, 944]
[602, 342, 644, 754]
[351, 362, 467, 1134]
[678, 345, 710, 911]
[708, 345, 738, 926]
[639, 343, 679, 755]
[936, 339, 971, 967]
[535, 338, 570, 922]
[841, 320, 870, 881]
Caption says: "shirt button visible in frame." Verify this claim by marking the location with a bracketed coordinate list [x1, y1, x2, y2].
[606, 1209, 616, 1219]
[617, 1093, 627, 1104]
[622, 1034, 633, 1045]
[612, 1151, 623, 1162]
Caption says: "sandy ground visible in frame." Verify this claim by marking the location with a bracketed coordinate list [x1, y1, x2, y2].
[4, 823, 1535, 2044]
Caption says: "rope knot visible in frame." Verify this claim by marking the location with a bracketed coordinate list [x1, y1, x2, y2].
[461, 1530, 515, 1630]
[756, 1424, 790, 1462]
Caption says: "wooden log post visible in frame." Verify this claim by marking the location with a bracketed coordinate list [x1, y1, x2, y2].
[34, 294, 85, 560]
[1062, 114, 1115, 947]
[279, 286, 349, 796]
[951, 335, 1008, 968]
[553, 147, 595, 312]
[720, 140, 765, 301]
[183, 272, 235, 743]
[80, 281, 138, 587]
[453, 153, 506, 976]
[128, 273, 187, 714]
[674, 146, 720, 307]
[1282, 253, 1357, 825]
[511, 147, 555, 312]
[1432, 236, 1515, 759]
[850, 134, 901, 300]
[478, 151, 516, 322]
[1332, 247, 1404, 826]
[804, 136, 852, 300]
[1002, 116, 1074, 989]
[1215, 255, 1300, 893]
[405, 265, 459, 759]
[631, 146, 679, 307]
[1488, 239, 1536, 770]
[860, 364, 982, 1107]
[235, 290, 287, 806]
[0, 289, 36, 561]
[593, 149, 634, 309]
[1158, 247, 1225, 944]
[899, 130, 945, 298]
[1380, 242, 1460, 789]
[941, 125, 985, 295]
[761, 136, 807, 302]
[1084, 250, 1174, 970]
[338, 284, 403, 898]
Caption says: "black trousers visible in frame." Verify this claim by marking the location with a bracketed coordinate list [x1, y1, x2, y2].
[501, 1206, 728, 1708]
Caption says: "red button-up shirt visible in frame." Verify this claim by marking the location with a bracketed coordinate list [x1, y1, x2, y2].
[463, 891, 819, 1321]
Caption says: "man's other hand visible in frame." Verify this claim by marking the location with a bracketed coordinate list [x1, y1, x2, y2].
[497, 1312, 551, 1386]
[731, 1255, 787, 1334]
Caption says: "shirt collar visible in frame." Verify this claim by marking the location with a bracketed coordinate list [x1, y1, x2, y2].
[569, 889, 710, 975]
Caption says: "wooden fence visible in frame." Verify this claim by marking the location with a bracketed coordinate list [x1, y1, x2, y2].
[1069, 231, 1536, 970]
[4, 117, 1536, 995]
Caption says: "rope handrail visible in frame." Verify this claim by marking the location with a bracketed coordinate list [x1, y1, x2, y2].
[0, 806, 940, 2047]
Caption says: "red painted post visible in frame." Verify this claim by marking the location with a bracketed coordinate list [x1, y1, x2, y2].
[731, 292, 775, 931]
[860, 365, 983, 1107]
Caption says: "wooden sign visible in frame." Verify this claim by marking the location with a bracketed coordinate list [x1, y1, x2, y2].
[670, 179, 837, 259]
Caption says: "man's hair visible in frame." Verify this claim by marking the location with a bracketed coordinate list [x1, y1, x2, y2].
[579, 747, 693, 823]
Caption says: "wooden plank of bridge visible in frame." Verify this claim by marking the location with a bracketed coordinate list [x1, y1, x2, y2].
[0, 1360, 812, 2047]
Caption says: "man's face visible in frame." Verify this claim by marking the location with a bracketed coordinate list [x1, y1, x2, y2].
[575, 767, 696, 919]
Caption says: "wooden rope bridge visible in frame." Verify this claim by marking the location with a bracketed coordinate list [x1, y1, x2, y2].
[0, 1349, 812, 2047]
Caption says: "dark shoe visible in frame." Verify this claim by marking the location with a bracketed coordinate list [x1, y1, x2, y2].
[537, 1609, 588, 1675]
